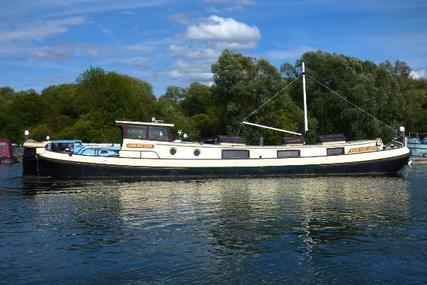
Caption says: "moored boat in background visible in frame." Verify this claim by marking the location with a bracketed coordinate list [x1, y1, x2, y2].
[406, 134, 427, 157]
[406, 133, 427, 164]
[0, 138, 17, 164]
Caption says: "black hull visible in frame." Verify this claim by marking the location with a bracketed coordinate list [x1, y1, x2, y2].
[35, 153, 411, 179]
[23, 147, 38, 175]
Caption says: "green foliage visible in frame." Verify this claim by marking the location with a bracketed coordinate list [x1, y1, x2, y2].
[212, 50, 302, 144]
[76, 67, 156, 123]
[162, 86, 186, 103]
[283, 51, 426, 141]
[0, 50, 426, 146]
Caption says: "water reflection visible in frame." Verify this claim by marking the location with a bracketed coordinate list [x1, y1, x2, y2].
[6, 172, 412, 253]
[1, 163, 424, 284]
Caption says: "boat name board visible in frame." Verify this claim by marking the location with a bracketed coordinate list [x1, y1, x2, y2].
[348, 146, 378, 154]
[126, 143, 155, 148]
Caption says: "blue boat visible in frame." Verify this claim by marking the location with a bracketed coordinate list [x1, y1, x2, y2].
[406, 134, 427, 157]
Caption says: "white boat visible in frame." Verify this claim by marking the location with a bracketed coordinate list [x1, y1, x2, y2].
[24, 63, 411, 178]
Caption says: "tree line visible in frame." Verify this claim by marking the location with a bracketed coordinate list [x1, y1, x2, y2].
[0, 50, 426, 144]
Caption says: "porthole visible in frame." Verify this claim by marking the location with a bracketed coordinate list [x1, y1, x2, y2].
[170, 147, 177, 155]
[194, 149, 200, 156]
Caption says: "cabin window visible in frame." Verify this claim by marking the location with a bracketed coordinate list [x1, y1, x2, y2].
[327, 147, 345, 156]
[277, 150, 300, 158]
[148, 126, 168, 141]
[222, 149, 250, 159]
[127, 127, 147, 139]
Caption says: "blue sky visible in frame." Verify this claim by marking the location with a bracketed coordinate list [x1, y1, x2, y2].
[1, 0, 426, 96]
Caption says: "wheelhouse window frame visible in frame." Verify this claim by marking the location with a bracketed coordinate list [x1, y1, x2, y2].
[148, 126, 169, 141]
[222, 149, 250, 159]
[126, 126, 148, 140]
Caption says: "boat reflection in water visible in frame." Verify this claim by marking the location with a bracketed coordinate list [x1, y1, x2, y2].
[1, 165, 421, 284]
[19, 176, 410, 277]
[21, 177, 411, 246]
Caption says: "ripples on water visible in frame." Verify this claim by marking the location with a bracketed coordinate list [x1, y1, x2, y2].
[0, 163, 426, 284]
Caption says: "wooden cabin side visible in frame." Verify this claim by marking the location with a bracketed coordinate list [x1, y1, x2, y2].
[114, 121, 382, 160]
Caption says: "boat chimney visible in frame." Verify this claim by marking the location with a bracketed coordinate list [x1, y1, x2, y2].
[399, 126, 406, 145]
[24, 130, 29, 142]
[302, 62, 308, 134]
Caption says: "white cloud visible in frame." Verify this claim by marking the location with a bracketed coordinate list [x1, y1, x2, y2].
[203, 0, 255, 12]
[131, 58, 151, 71]
[0, 39, 160, 67]
[0, 0, 166, 20]
[185, 15, 260, 42]
[204, 0, 255, 4]
[33, 46, 75, 60]
[169, 59, 213, 82]
[166, 15, 261, 84]
[266, 46, 316, 60]
[213, 40, 258, 49]
[410, 69, 426, 79]
[0, 17, 85, 43]
[167, 44, 220, 60]
[170, 13, 191, 25]
[122, 43, 157, 52]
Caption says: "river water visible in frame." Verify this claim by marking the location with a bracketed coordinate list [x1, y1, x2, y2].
[0, 163, 426, 284]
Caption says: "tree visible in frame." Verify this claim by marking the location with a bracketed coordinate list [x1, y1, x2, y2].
[6, 90, 52, 142]
[181, 82, 213, 116]
[211, 50, 302, 144]
[162, 86, 186, 103]
[284, 51, 423, 141]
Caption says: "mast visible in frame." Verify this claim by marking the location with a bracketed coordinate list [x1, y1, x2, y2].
[302, 62, 308, 134]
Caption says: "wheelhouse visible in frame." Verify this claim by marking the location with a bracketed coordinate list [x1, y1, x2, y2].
[116, 120, 175, 142]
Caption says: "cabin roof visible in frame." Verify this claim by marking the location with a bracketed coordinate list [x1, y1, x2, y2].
[115, 120, 174, 127]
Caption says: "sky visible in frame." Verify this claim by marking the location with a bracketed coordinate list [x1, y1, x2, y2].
[1, 0, 426, 96]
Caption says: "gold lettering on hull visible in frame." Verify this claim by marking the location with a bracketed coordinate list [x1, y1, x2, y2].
[126, 143, 155, 148]
[348, 146, 378, 154]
